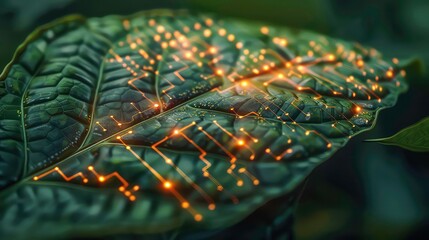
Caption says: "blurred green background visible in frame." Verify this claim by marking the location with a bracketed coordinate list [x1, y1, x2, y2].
[1, 0, 428, 239]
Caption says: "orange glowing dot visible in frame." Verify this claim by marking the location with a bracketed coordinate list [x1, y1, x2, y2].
[241, 81, 248, 87]
[209, 47, 217, 54]
[194, 214, 203, 222]
[355, 106, 362, 113]
[253, 179, 260, 185]
[129, 195, 136, 201]
[237, 180, 244, 187]
[173, 130, 179, 135]
[305, 131, 310, 136]
[208, 203, 216, 210]
[327, 143, 332, 148]
[326, 54, 336, 61]
[119, 186, 125, 192]
[227, 34, 235, 41]
[54, 167, 59, 171]
[237, 140, 245, 146]
[260, 26, 269, 35]
[133, 185, 140, 191]
[217, 186, 224, 191]
[126, 146, 131, 150]
[83, 178, 88, 183]
[154, 103, 159, 108]
[386, 70, 394, 78]
[33, 176, 39, 181]
[88, 166, 94, 170]
[182, 201, 190, 209]
[356, 59, 365, 67]
[216, 69, 224, 76]
[163, 181, 172, 189]
[265, 148, 271, 153]
[99, 176, 105, 182]
[203, 29, 211, 37]
[297, 65, 305, 73]
[218, 28, 226, 36]
[156, 25, 165, 33]
[236, 42, 243, 49]
[185, 51, 192, 59]
[276, 156, 281, 161]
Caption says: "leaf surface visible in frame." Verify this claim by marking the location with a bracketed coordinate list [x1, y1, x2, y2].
[0, 9, 407, 239]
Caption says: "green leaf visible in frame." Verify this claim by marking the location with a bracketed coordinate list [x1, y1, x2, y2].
[366, 117, 429, 152]
[0, 9, 407, 239]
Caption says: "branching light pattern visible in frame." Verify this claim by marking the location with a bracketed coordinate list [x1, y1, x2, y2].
[0, 10, 407, 236]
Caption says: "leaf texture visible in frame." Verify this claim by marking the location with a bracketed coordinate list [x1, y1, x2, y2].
[0, 9, 407, 239]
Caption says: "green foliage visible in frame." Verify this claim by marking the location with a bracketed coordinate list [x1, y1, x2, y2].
[367, 117, 429, 152]
[0, 9, 407, 239]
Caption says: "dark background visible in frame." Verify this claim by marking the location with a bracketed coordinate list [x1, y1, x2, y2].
[1, 0, 428, 239]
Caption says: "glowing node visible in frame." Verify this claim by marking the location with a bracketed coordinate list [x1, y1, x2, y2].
[237, 140, 245, 146]
[260, 26, 269, 34]
[217, 186, 224, 191]
[194, 214, 203, 222]
[386, 70, 394, 78]
[327, 143, 332, 148]
[218, 28, 226, 36]
[209, 47, 217, 54]
[125, 191, 131, 197]
[129, 195, 136, 201]
[133, 185, 140, 191]
[116, 136, 121, 139]
[237, 180, 244, 187]
[126, 146, 131, 150]
[208, 203, 216, 210]
[182, 201, 190, 209]
[326, 54, 336, 61]
[166, 158, 173, 164]
[83, 178, 88, 183]
[276, 156, 281, 161]
[216, 69, 224, 76]
[355, 106, 362, 113]
[33, 176, 39, 181]
[154, 103, 159, 108]
[54, 167, 59, 171]
[253, 179, 260, 185]
[265, 148, 271, 153]
[305, 131, 310, 136]
[173, 130, 179, 135]
[240, 81, 248, 87]
[98, 176, 105, 182]
[163, 181, 172, 189]
[185, 51, 192, 59]
[119, 186, 125, 192]
[88, 166, 94, 170]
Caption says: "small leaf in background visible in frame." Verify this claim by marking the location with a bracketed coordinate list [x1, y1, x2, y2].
[366, 117, 429, 152]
